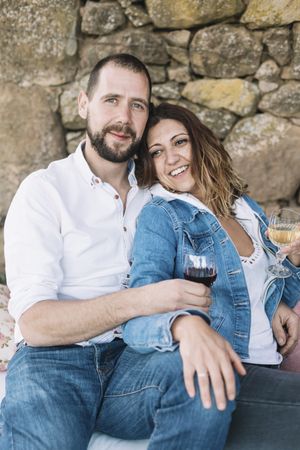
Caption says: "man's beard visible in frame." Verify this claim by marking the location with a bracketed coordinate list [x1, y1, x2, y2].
[86, 122, 141, 163]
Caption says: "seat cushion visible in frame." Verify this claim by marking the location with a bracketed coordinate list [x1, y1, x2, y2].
[87, 433, 148, 450]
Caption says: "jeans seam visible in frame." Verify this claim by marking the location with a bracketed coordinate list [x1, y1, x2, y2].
[238, 399, 300, 406]
[104, 385, 164, 398]
[93, 344, 103, 392]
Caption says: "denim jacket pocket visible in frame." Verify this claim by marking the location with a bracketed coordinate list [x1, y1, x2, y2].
[210, 312, 225, 332]
[183, 229, 214, 255]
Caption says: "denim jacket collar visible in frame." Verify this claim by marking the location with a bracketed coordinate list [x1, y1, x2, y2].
[150, 183, 213, 223]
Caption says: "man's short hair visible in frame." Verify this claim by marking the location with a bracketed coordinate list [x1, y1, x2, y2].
[86, 53, 152, 101]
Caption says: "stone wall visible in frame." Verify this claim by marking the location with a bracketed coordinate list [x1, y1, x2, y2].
[1, 0, 300, 272]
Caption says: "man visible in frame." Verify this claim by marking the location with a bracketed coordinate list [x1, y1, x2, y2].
[1, 53, 299, 450]
[0, 53, 212, 450]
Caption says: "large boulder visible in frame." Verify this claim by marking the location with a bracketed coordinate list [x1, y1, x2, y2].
[0, 84, 66, 219]
[262, 27, 291, 66]
[81, 1, 126, 36]
[282, 23, 300, 80]
[259, 82, 300, 118]
[145, 0, 245, 29]
[190, 24, 262, 78]
[241, 0, 300, 29]
[123, 4, 152, 27]
[224, 114, 300, 202]
[79, 30, 169, 77]
[60, 75, 89, 130]
[0, 0, 79, 86]
[182, 79, 260, 116]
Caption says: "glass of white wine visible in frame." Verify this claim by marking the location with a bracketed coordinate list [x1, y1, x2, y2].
[267, 208, 300, 278]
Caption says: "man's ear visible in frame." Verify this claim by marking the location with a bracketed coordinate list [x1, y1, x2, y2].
[78, 91, 88, 119]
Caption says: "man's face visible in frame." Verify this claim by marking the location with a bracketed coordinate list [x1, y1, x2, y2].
[79, 63, 150, 163]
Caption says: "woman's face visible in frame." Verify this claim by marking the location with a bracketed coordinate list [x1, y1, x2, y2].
[147, 119, 197, 194]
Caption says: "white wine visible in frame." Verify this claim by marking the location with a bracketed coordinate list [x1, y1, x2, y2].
[267, 208, 300, 278]
[294, 227, 300, 241]
[268, 226, 296, 247]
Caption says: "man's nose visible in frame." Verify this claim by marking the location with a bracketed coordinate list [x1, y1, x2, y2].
[117, 103, 132, 124]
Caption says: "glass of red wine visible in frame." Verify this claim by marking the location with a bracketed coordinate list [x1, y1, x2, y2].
[184, 254, 217, 287]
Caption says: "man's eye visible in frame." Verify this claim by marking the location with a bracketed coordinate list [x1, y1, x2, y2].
[150, 149, 162, 158]
[132, 102, 145, 110]
[106, 98, 117, 104]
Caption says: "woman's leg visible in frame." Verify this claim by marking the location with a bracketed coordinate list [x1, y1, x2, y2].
[225, 364, 300, 450]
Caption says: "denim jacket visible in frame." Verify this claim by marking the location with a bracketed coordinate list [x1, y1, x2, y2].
[123, 193, 300, 359]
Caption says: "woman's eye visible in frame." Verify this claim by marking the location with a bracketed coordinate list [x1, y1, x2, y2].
[175, 138, 187, 146]
[150, 149, 162, 158]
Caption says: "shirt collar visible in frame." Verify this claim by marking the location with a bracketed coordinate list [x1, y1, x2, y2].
[127, 159, 138, 187]
[73, 140, 138, 189]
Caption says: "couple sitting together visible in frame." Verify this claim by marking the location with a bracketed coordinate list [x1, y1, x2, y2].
[1, 53, 300, 450]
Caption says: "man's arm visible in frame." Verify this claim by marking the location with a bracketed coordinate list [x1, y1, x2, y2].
[122, 202, 211, 352]
[272, 301, 300, 355]
[19, 278, 211, 346]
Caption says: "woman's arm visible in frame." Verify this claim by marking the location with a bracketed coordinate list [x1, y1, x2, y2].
[122, 200, 211, 353]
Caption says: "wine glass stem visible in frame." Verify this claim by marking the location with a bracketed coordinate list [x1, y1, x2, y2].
[276, 250, 286, 266]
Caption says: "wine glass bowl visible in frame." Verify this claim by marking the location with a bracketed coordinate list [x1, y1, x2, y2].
[267, 208, 300, 278]
[184, 254, 217, 287]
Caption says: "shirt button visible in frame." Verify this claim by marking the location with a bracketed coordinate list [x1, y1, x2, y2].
[95, 178, 100, 184]
[114, 194, 119, 200]
[123, 226, 127, 232]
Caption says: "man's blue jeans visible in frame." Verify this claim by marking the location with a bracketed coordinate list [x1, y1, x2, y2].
[0, 340, 234, 450]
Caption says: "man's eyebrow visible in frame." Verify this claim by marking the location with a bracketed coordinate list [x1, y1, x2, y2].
[101, 93, 120, 100]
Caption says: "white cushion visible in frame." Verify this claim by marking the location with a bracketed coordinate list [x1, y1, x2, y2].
[88, 433, 148, 450]
[0, 372, 148, 449]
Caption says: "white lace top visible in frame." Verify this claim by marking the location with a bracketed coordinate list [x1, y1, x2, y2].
[234, 199, 282, 365]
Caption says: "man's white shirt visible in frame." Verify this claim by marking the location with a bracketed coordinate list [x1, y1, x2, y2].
[4, 142, 151, 344]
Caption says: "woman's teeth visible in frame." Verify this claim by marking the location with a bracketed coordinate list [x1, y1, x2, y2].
[170, 165, 188, 177]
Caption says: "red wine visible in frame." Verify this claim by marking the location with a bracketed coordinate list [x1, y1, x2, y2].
[184, 269, 217, 287]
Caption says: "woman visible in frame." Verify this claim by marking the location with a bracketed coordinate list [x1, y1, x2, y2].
[122, 103, 300, 448]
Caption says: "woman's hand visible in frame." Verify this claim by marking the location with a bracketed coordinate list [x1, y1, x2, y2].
[172, 315, 246, 411]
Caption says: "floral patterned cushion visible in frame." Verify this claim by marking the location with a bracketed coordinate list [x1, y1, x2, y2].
[0, 285, 15, 371]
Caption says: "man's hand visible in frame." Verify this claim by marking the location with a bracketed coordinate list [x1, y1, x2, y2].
[272, 302, 300, 355]
[143, 279, 212, 315]
[281, 235, 300, 267]
[172, 315, 246, 411]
